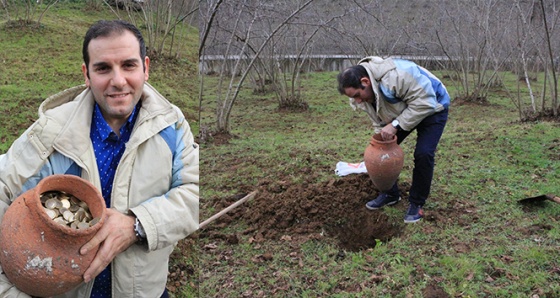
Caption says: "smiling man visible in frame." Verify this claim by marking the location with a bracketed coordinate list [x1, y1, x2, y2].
[337, 56, 449, 223]
[82, 25, 148, 134]
[0, 20, 199, 297]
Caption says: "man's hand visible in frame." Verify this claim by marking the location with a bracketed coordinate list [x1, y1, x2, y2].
[380, 123, 398, 141]
[80, 208, 137, 283]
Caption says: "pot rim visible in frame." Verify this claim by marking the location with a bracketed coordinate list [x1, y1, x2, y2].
[30, 174, 106, 236]
[371, 133, 397, 144]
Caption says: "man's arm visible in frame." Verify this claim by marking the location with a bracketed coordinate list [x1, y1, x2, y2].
[130, 110, 199, 251]
[0, 152, 33, 297]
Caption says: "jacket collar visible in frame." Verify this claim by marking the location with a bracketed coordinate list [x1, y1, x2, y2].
[36, 83, 177, 170]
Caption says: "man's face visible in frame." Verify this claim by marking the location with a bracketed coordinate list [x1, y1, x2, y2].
[82, 31, 149, 126]
[343, 77, 374, 104]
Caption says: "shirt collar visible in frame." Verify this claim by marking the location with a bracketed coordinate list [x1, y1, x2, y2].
[92, 102, 141, 142]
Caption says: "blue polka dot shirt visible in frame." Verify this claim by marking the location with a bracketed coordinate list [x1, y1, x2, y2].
[89, 102, 140, 298]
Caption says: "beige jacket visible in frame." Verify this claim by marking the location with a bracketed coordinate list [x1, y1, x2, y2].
[0, 83, 199, 297]
[349, 56, 450, 133]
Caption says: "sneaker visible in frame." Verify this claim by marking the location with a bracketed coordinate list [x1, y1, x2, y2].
[404, 203, 424, 223]
[365, 193, 401, 210]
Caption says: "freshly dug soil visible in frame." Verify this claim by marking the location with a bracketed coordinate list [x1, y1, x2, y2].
[203, 174, 408, 251]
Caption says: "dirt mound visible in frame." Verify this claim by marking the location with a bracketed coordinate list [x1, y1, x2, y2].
[203, 175, 409, 251]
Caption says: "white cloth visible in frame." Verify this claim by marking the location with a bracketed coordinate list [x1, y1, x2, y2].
[335, 161, 367, 176]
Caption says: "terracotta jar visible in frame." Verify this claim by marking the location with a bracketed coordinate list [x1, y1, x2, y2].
[0, 174, 105, 297]
[363, 133, 405, 192]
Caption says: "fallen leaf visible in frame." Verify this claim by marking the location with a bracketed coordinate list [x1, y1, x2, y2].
[203, 243, 218, 250]
[370, 274, 385, 283]
[280, 235, 292, 241]
[500, 255, 514, 263]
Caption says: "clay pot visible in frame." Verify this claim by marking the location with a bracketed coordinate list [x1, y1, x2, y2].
[363, 133, 405, 192]
[0, 174, 105, 297]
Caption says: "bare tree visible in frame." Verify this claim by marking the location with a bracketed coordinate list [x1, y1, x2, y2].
[432, 0, 512, 102]
[539, 0, 559, 115]
[515, 0, 539, 113]
[199, 0, 560, 134]
[2, 0, 59, 26]
[247, 1, 349, 110]
[105, 0, 198, 58]
[200, 0, 316, 134]
[199, 0, 224, 59]
[509, 0, 560, 118]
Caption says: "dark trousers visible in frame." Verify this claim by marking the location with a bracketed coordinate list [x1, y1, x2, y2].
[384, 108, 449, 206]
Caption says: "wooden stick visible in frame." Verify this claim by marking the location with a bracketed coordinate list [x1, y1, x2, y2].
[199, 191, 258, 229]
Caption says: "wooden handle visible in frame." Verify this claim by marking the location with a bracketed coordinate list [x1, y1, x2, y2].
[199, 191, 257, 229]
[549, 195, 560, 204]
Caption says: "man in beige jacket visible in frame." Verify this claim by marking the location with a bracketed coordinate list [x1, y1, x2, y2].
[0, 20, 198, 297]
[338, 56, 449, 223]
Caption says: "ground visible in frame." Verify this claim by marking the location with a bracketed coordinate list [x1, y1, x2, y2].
[169, 99, 560, 296]
[190, 173, 480, 296]
[181, 170, 554, 296]
[202, 173, 480, 252]
[204, 175, 401, 251]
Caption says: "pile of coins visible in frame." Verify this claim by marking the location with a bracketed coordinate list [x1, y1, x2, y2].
[40, 191, 100, 229]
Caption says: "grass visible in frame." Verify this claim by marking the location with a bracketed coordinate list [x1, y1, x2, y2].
[199, 69, 560, 296]
[0, 3, 198, 297]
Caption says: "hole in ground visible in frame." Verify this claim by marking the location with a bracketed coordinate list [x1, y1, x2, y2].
[203, 175, 405, 251]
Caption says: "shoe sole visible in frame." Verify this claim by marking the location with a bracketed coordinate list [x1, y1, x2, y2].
[404, 209, 424, 223]
[365, 197, 401, 210]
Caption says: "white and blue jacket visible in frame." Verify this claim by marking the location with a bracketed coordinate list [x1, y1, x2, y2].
[349, 56, 450, 133]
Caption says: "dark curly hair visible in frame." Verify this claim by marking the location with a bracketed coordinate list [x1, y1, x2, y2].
[82, 20, 146, 78]
[336, 65, 368, 94]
